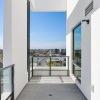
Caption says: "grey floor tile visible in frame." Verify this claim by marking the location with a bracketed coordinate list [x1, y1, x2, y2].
[16, 77, 87, 100]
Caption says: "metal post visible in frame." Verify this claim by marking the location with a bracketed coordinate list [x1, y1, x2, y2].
[49, 57, 51, 76]
[67, 56, 69, 76]
[27, 0, 30, 81]
[0, 71, 1, 100]
[12, 66, 14, 100]
[28, 57, 30, 81]
[32, 57, 33, 77]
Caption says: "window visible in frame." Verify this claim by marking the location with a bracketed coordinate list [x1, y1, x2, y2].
[73, 23, 81, 82]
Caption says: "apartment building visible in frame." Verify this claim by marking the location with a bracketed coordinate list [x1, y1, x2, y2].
[1, 0, 100, 100]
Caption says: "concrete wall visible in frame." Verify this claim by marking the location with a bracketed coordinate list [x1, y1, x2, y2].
[33, 70, 68, 76]
[67, 0, 100, 100]
[91, 8, 100, 100]
[30, 0, 67, 12]
[67, 0, 79, 18]
[3, 0, 12, 66]
[3, 0, 28, 99]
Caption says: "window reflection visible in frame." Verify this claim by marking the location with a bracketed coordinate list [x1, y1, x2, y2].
[73, 23, 81, 81]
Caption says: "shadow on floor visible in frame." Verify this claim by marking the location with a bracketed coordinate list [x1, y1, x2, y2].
[16, 77, 87, 100]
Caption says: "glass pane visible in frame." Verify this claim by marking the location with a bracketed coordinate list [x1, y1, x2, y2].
[30, 56, 32, 71]
[73, 24, 81, 80]
[74, 65, 81, 79]
[1, 67, 12, 100]
[33, 57, 50, 70]
[30, 50, 50, 57]
[51, 57, 66, 67]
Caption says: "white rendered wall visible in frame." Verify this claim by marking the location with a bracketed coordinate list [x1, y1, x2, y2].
[66, 32, 73, 75]
[30, 0, 67, 12]
[91, 8, 100, 100]
[67, 0, 100, 100]
[67, 0, 78, 18]
[3, 0, 28, 99]
[3, 0, 12, 66]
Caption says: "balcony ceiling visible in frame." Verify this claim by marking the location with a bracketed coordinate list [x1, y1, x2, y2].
[30, 0, 67, 12]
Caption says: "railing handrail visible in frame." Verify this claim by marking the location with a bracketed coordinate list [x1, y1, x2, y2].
[28, 56, 70, 79]
[30, 56, 69, 57]
[0, 64, 15, 71]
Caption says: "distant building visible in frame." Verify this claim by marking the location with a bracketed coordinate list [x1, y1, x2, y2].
[51, 57, 63, 61]
[60, 49, 66, 55]
[0, 62, 3, 68]
[46, 57, 66, 66]
[50, 49, 55, 54]
[50, 49, 60, 56]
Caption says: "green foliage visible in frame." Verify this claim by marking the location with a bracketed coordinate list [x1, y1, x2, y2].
[75, 50, 81, 61]
[46, 61, 62, 66]
[31, 50, 36, 56]
[0, 49, 3, 54]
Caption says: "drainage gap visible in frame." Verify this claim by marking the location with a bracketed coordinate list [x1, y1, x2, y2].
[48, 94, 52, 96]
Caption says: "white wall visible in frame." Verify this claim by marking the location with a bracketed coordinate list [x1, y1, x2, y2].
[67, 0, 100, 100]
[67, 0, 79, 18]
[91, 8, 100, 100]
[30, 0, 67, 12]
[3, 0, 12, 66]
[66, 32, 73, 75]
[3, 0, 28, 99]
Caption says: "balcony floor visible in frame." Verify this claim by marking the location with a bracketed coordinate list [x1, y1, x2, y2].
[16, 76, 87, 100]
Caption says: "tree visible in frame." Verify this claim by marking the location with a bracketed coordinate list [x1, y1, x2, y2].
[75, 51, 80, 62]
[32, 50, 36, 56]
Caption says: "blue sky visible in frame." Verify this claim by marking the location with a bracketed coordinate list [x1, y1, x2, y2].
[30, 12, 66, 49]
[74, 24, 81, 50]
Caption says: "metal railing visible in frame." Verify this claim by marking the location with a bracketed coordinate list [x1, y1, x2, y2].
[28, 56, 69, 80]
[0, 64, 15, 100]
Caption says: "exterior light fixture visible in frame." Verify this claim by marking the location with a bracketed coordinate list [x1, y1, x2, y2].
[82, 19, 89, 24]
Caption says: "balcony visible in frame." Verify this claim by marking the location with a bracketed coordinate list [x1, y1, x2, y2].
[0, 58, 87, 100]
[19, 56, 86, 100]
[16, 76, 87, 100]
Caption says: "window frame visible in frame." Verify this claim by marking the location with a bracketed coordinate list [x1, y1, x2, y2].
[72, 22, 82, 83]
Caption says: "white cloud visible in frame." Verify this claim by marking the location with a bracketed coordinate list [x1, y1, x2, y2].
[30, 41, 66, 49]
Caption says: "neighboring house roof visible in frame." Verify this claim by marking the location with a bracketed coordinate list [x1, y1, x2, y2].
[51, 57, 63, 61]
